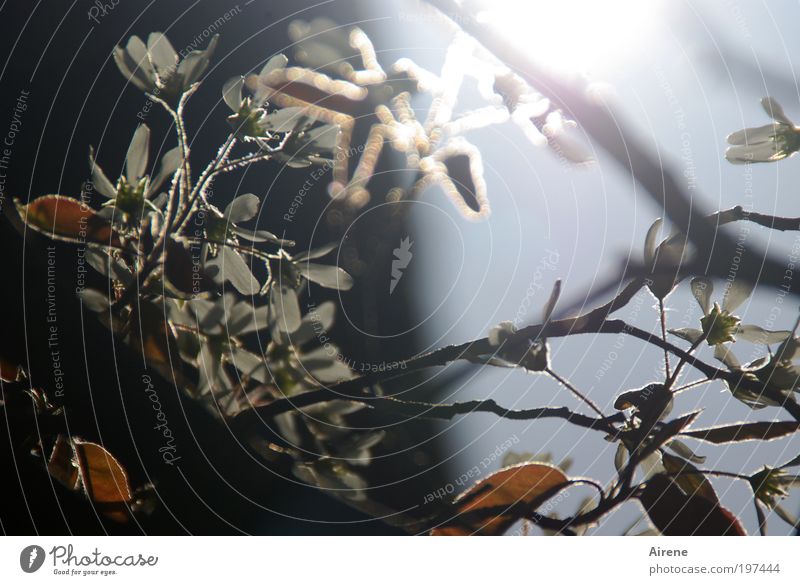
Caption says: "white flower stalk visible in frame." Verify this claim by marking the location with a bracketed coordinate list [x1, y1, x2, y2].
[725, 97, 800, 164]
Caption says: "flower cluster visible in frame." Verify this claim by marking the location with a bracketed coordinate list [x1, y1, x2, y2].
[114, 32, 218, 102]
[670, 277, 788, 347]
[90, 124, 180, 223]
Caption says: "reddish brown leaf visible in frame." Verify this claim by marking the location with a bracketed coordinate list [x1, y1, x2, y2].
[431, 463, 569, 536]
[250, 71, 366, 115]
[17, 195, 120, 246]
[46, 437, 133, 523]
[682, 421, 800, 444]
[638, 474, 745, 536]
[73, 440, 132, 523]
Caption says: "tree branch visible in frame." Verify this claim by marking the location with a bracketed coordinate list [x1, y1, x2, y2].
[233, 274, 800, 432]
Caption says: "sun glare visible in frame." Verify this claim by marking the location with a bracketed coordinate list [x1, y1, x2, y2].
[476, 0, 659, 74]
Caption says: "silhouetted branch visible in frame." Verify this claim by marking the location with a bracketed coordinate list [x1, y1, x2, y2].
[233, 271, 800, 434]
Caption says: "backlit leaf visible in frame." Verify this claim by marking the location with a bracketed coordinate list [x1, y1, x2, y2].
[681, 421, 800, 444]
[638, 474, 745, 536]
[431, 463, 569, 536]
[16, 195, 120, 246]
[74, 440, 132, 523]
[661, 452, 719, 504]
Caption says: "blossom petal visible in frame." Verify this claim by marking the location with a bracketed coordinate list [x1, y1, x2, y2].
[669, 328, 704, 344]
[231, 225, 292, 245]
[667, 439, 706, 464]
[721, 279, 753, 313]
[125, 124, 150, 183]
[229, 346, 267, 383]
[714, 344, 741, 370]
[726, 123, 782, 145]
[761, 97, 794, 125]
[289, 301, 335, 345]
[222, 294, 257, 336]
[299, 347, 355, 383]
[207, 246, 260, 295]
[690, 277, 713, 314]
[222, 76, 244, 112]
[176, 53, 206, 87]
[197, 341, 221, 395]
[735, 325, 791, 345]
[86, 248, 133, 284]
[177, 34, 218, 86]
[235, 304, 270, 336]
[195, 295, 233, 336]
[298, 262, 354, 290]
[78, 289, 111, 313]
[224, 193, 260, 223]
[88, 147, 118, 199]
[253, 54, 288, 103]
[305, 124, 339, 151]
[643, 218, 662, 266]
[294, 242, 337, 262]
[262, 107, 309, 132]
[113, 46, 150, 91]
[115, 36, 156, 90]
[269, 284, 301, 340]
[725, 141, 784, 164]
[147, 32, 179, 76]
[260, 53, 289, 78]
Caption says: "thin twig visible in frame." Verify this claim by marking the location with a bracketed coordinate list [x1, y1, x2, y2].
[546, 367, 605, 418]
[666, 334, 706, 389]
[658, 298, 671, 381]
[673, 378, 713, 393]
